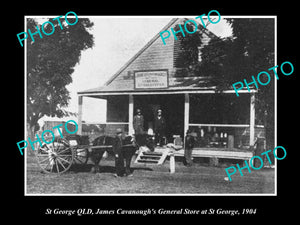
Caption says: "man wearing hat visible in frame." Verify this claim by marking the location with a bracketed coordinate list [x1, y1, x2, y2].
[154, 109, 166, 147]
[184, 129, 195, 167]
[112, 128, 134, 177]
[133, 108, 144, 146]
[133, 109, 144, 134]
[113, 128, 125, 177]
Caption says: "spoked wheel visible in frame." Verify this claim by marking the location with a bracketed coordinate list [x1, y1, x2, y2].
[73, 147, 89, 165]
[36, 139, 74, 174]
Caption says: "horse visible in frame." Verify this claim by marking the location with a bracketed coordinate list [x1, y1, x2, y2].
[90, 135, 137, 173]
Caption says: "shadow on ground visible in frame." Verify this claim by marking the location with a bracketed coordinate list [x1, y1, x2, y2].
[70, 164, 153, 174]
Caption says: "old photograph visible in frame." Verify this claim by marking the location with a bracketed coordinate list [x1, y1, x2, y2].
[24, 15, 276, 195]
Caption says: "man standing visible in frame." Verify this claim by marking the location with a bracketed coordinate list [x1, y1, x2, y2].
[184, 129, 195, 167]
[154, 109, 166, 146]
[113, 128, 134, 177]
[113, 128, 125, 177]
[133, 109, 144, 146]
[133, 109, 144, 134]
[122, 136, 135, 177]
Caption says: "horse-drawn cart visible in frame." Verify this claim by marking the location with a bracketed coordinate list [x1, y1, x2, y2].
[35, 134, 137, 174]
[36, 135, 89, 174]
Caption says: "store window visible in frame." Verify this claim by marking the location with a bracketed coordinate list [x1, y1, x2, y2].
[106, 95, 129, 122]
[190, 93, 250, 124]
[188, 93, 259, 149]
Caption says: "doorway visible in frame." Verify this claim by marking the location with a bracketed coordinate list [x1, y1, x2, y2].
[134, 94, 184, 142]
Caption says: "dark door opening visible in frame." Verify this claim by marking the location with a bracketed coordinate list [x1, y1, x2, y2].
[134, 94, 184, 143]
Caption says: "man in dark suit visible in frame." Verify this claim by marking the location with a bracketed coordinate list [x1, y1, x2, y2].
[154, 109, 166, 147]
[133, 109, 144, 134]
[133, 109, 144, 146]
[113, 128, 135, 177]
[184, 129, 195, 167]
[113, 128, 125, 177]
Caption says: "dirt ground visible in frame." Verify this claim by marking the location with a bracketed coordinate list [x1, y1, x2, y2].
[26, 155, 275, 195]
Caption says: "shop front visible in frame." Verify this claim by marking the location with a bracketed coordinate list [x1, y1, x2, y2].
[77, 18, 263, 162]
[77, 89, 260, 161]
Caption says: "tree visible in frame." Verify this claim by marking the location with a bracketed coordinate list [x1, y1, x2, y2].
[27, 17, 94, 144]
[174, 18, 275, 149]
[173, 19, 203, 77]
[198, 18, 275, 149]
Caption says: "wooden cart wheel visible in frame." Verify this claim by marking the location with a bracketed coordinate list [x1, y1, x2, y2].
[36, 140, 74, 174]
[73, 147, 89, 164]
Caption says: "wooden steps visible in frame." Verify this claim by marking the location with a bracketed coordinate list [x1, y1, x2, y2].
[134, 150, 169, 165]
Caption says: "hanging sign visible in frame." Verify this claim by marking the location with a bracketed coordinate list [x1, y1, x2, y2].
[134, 70, 169, 89]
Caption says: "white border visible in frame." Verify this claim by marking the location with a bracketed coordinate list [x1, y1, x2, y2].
[24, 15, 277, 196]
[24, 16, 28, 196]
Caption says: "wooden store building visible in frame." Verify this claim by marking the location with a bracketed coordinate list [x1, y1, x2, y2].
[77, 18, 264, 162]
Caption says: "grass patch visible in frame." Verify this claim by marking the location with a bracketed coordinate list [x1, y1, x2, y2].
[26, 156, 275, 195]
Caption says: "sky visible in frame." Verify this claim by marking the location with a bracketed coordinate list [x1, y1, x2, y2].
[60, 16, 232, 123]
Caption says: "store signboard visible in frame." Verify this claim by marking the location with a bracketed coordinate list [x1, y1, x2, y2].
[134, 70, 169, 89]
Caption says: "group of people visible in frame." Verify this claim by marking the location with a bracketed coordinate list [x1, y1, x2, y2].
[133, 108, 166, 147]
[112, 108, 195, 177]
